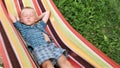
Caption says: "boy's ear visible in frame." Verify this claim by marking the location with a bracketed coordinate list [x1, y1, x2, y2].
[35, 16, 40, 22]
[19, 18, 23, 22]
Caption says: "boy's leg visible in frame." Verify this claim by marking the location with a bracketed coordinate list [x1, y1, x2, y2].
[57, 55, 74, 68]
[41, 60, 54, 68]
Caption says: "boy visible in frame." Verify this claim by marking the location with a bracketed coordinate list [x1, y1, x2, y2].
[10, 7, 74, 68]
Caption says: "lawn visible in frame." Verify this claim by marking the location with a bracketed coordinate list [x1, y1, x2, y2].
[53, 0, 120, 64]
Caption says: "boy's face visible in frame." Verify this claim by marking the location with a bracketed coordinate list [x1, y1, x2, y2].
[20, 8, 37, 25]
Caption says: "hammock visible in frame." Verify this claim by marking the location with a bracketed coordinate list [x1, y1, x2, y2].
[0, 0, 119, 68]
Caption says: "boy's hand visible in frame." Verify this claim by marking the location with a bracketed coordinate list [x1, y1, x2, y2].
[9, 14, 17, 23]
[37, 11, 50, 23]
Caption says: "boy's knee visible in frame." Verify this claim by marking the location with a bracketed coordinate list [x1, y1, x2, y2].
[57, 55, 74, 68]
[58, 55, 67, 63]
[41, 60, 54, 68]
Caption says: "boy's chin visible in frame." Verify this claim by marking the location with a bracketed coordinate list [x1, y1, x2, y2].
[26, 23, 34, 25]
[22, 22, 34, 25]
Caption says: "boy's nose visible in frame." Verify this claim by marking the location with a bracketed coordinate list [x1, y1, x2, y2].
[27, 17, 30, 19]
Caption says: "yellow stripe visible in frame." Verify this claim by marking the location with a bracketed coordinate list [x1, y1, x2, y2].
[0, 0, 112, 67]
[42, 0, 111, 68]
[4, 0, 18, 16]
[0, 3, 33, 68]
[22, 0, 33, 7]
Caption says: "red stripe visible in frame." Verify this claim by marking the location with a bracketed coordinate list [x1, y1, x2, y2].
[0, 36, 10, 68]
[14, 0, 21, 16]
[46, 0, 84, 68]
[0, 0, 9, 22]
[50, 0, 120, 67]
[68, 58, 83, 68]
[32, 0, 41, 15]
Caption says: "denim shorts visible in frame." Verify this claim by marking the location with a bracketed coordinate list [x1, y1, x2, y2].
[32, 43, 68, 65]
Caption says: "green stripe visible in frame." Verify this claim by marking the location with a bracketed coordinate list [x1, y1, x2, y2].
[46, 0, 111, 67]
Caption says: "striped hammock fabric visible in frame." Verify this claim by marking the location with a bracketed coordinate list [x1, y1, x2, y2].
[0, 0, 119, 68]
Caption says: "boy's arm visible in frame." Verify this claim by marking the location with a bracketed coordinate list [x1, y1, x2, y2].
[37, 11, 51, 42]
[37, 11, 50, 23]
[9, 14, 17, 23]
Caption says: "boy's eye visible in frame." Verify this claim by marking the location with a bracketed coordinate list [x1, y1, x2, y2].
[23, 15, 28, 17]
[24, 16, 27, 17]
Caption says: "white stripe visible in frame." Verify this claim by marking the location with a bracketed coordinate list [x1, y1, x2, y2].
[45, 0, 112, 67]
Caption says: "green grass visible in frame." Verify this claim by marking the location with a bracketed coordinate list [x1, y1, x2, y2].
[53, 0, 120, 64]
